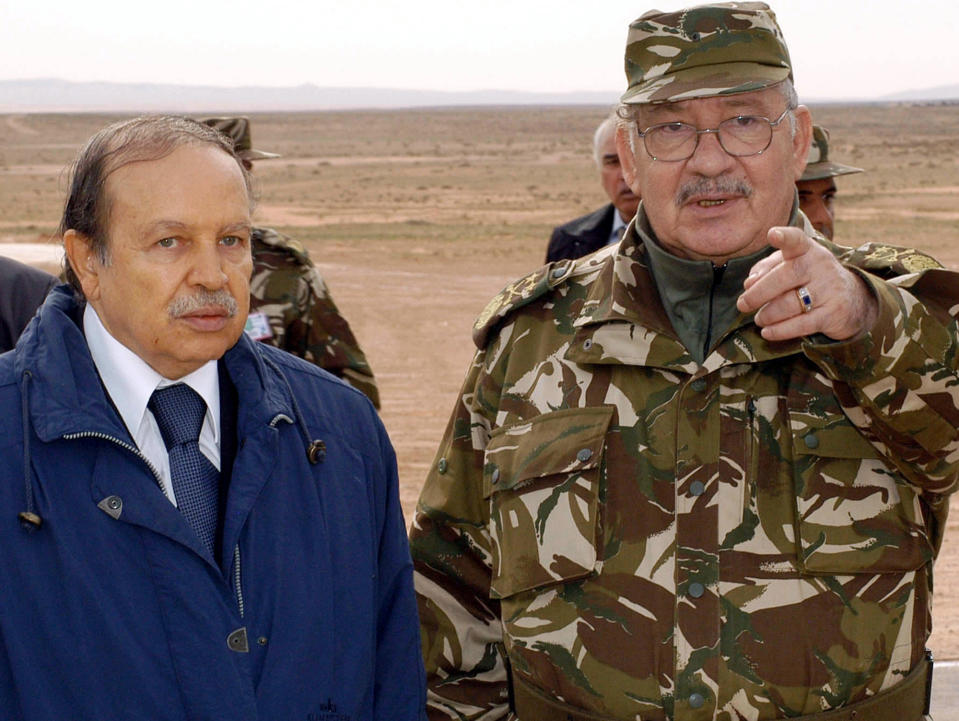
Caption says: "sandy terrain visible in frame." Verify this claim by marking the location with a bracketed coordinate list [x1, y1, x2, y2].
[2, 103, 959, 659]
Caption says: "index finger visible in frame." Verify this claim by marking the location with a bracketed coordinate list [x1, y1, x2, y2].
[768, 226, 813, 261]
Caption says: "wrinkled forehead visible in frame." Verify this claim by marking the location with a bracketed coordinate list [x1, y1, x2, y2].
[102, 142, 253, 217]
[100, 144, 253, 234]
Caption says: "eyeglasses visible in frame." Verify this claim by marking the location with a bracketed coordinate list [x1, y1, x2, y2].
[637, 107, 792, 162]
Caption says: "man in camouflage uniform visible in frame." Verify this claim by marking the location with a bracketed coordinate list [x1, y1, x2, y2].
[797, 125, 863, 240]
[201, 117, 380, 408]
[409, 4, 958, 720]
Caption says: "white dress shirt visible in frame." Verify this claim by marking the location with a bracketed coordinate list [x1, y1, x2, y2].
[83, 305, 221, 506]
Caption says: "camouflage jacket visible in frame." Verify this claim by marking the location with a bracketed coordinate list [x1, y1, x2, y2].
[248, 227, 380, 408]
[409, 214, 959, 721]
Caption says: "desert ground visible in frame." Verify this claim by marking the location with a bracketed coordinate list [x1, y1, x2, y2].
[2, 104, 959, 660]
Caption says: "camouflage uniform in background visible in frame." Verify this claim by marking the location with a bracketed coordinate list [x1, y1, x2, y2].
[797, 126, 864, 240]
[197, 116, 381, 409]
[801, 126, 863, 183]
[409, 202, 959, 720]
[248, 226, 380, 408]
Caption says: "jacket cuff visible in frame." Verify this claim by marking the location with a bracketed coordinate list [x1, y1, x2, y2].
[801, 267, 894, 383]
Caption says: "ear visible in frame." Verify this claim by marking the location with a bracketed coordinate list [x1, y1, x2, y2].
[64, 230, 104, 302]
[790, 105, 813, 182]
[616, 124, 642, 194]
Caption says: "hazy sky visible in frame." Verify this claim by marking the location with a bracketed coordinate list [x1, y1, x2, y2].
[3, 0, 957, 101]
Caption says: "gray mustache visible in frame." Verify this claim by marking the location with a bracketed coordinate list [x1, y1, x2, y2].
[676, 177, 753, 206]
[168, 290, 238, 318]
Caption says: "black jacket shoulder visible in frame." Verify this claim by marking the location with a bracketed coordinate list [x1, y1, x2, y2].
[0, 256, 58, 353]
[545, 204, 615, 263]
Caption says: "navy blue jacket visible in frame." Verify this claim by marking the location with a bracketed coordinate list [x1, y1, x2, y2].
[0, 286, 425, 721]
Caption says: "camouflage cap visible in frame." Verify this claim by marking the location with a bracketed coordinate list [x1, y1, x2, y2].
[199, 116, 280, 161]
[622, 2, 792, 105]
[800, 125, 864, 181]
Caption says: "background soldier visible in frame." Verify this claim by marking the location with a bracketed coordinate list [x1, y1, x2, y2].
[797, 124, 863, 239]
[410, 3, 958, 720]
[545, 113, 641, 262]
[202, 117, 380, 408]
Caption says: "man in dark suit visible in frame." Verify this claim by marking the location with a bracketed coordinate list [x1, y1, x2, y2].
[545, 113, 641, 262]
[0, 255, 57, 353]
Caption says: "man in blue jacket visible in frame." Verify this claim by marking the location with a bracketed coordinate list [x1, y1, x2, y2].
[0, 116, 425, 720]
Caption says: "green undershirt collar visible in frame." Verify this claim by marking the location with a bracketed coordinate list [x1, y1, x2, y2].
[637, 211, 774, 365]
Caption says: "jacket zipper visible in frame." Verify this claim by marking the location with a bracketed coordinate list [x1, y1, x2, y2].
[233, 546, 245, 618]
[703, 263, 728, 360]
[228, 412, 291, 618]
[62, 431, 167, 496]
[60, 430, 247, 619]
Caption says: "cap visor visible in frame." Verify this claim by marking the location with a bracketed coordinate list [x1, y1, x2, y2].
[800, 161, 864, 181]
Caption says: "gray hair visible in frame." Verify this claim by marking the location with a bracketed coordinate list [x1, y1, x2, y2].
[59, 115, 254, 298]
[592, 113, 620, 167]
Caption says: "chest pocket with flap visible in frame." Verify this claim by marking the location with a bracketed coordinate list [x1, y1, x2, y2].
[789, 391, 934, 575]
[482, 406, 613, 598]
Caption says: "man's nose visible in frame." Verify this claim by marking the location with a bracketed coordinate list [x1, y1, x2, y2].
[188, 240, 228, 289]
[685, 129, 735, 175]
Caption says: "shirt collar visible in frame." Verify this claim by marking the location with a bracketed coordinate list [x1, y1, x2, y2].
[83, 305, 221, 444]
[610, 210, 627, 242]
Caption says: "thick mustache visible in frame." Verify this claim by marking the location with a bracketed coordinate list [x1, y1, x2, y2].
[676, 177, 753, 206]
[168, 290, 238, 318]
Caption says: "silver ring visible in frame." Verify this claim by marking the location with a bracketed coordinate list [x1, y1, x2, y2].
[796, 286, 813, 313]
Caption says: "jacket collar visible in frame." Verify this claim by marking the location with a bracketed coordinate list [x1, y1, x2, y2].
[565, 207, 806, 372]
[15, 286, 295, 443]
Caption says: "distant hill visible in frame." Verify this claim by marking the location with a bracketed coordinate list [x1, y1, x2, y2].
[882, 82, 959, 102]
[3, 78, 958, 113]
[0, 78, 619, 113]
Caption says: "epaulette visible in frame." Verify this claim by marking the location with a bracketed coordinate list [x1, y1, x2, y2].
[471, 245, 616, 349]
[840, 241, 943, 279]
[252, 226, 313, 267]
[472, 261, 572, 349]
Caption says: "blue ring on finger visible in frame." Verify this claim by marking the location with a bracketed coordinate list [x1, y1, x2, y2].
[797, 286, 813, 313]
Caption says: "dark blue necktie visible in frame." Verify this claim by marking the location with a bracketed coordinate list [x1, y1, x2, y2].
[148, 384, 219, 555]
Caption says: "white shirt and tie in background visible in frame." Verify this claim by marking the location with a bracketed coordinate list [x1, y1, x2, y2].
[609, 210, 627, 246]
